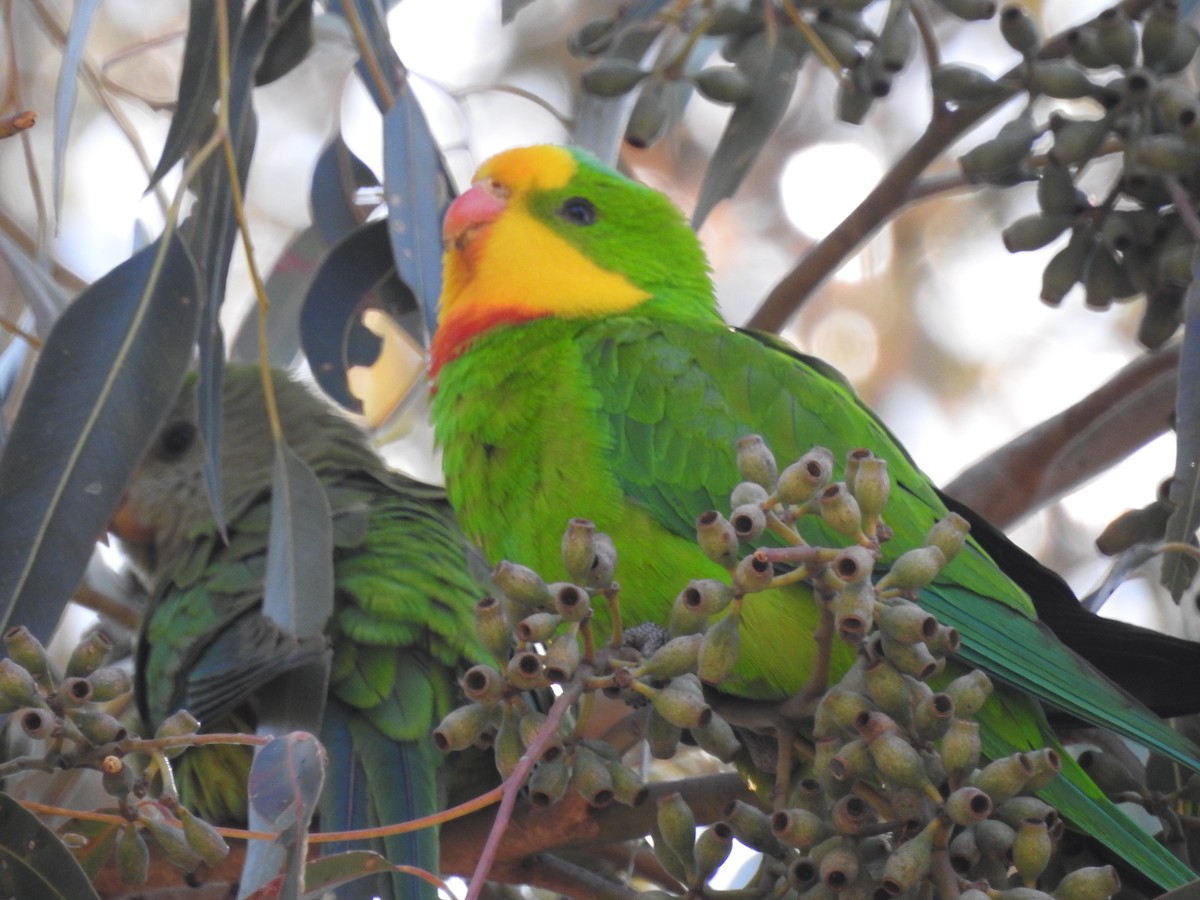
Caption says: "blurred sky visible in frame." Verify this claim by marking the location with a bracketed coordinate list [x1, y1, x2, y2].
[0, 0, 1182, 633]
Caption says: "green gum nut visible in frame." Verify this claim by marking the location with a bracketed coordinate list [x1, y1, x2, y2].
[725, 800, 786, 856]
[736, 434, 778, 489]
[433, 702, 494, 753]
[1012, 817, 1052, 886]
[648, 679, 713, 729]
[880, 634, 938, 680]
[829, 737, 873, 782]
[810, 21, 864, 69]
[697, 510, 739, 567]
[926, 624, 961, 657]
[1032, 60, 1095, 99]
[831, 794, 876, 835]
[733, 551, 774, 595]
[587, 532, 617, 589]
[838, 72, 877, 125]
[944, 786, 993, 826]
[680, 579, 735, 617]
[832, 580, 876, 645]
[864, 657, 914, 724]
[516, 611, 561, 644]
[819, 840, 859, 892]
[636, 633, 703, 680]
[116, 825, 149, 886]
[694, 712, 741, 762]
[940, 718, 982, 779]
[730, 502, 767, 541]
[494, 705, 526, 779]
[1002, 214, 1075, 253]
[1083, 245, 1118, 311]
[3, 626, 56, 689]
[864, 727, 942, 801]
[879, 7, 917, 72]
[1068, 27, 1110, 69]
[998, 795, 1057, 829]
[580, 58, 647, 97]
[567, 17, 614, 57]
[625, 78, 671, 150]
[875, 545, 946, 594]
[492, 561, 552, 608]
[552, 583, 591, 622]
[608, 758, 649, 806]
[818, 483, 864, 541]
[974, 817, 1017, 859]
[968, 752, 1035, 804]
[731, 479, 769, 509]
[950, 826, 981, 874]
[0, 658, 41, 713]
[646, 707, 682, 760]
[695, 822, 734, 883]
[851, 457, 890, 529]
[771, 807, 827, 850]
[777, 447, 834, 504]
[1041, 228, 1094, 306]
[913, 691, 955, 741]
[86, 666, 132, 702]
[1076, 749, 1142, 796]
[881, 820, 935, 894]
[139, 814, 202, 872]
[698, 609, 740, 686]
[1000, 4, 1040, 56]
[814, 687, 873, 739]
[506, 650, 546, 691]
[931, 64, 1007, 106]
[874, 600, 937, 644]
[474, 596, 512, 662]
[1053, 866, 1120, 900]
[1037, 162, 1082, 217]
[932, 0, 996, 21]
[543, 630, 582, 683]
[944, 669, 993, 717]
[830, 546, 876, 584]
[571, 743, 615, 807]
[694, 66, 752, 104]
[528, 754, 569, 807]
[66, 630, 114, 678]
[657, 793, 698, 881]
[1094, 8, 1136, 68]
[1048, 114, 1109, 166]
[179, 805, 229, 865]
[1023, 747, 1062, 791]
[67, 707, 128, 745]
[560, 518, 597, 585]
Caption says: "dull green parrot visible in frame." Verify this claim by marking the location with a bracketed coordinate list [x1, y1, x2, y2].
[114, 365, 486, 900]
[428, 144, 1200, 889]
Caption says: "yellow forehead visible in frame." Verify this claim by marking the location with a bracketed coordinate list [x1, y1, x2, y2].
[475, 145, 577, 193]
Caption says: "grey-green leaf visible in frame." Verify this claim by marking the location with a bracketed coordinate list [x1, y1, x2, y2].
[0, 234, 200, 643]
[0, 792, 100, 899]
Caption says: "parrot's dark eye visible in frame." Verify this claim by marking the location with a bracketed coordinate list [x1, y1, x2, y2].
[558, 196, 597, 226]
[157, 421, 197, 461]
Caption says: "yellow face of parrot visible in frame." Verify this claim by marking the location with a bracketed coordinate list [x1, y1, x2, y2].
[432, 145, 713, 376]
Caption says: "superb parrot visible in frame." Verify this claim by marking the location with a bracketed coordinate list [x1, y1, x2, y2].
[113, 365, 486, 900]
[429, 144, 1200, 888]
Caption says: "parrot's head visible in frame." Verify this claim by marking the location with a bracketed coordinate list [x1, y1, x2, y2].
[432, 145, 715, 375]
[110, 367, 371, 580]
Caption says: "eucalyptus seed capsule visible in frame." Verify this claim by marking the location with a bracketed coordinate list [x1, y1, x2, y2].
[999, 4, 1040, 56]
[581, 58, 648, 97]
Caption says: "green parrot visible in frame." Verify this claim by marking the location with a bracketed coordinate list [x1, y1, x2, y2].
[429, 144, 1200, 888]
[114, 365, 486, 900]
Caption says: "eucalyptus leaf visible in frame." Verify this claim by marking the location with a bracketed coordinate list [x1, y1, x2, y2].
[0, 792, 100, 899]
[382, 90, 452, 341]
[1161, 257, 1200, 599]
[692, 39, 800, 229]
[52, 0, 102, 222]
[0, 234, 200, 642]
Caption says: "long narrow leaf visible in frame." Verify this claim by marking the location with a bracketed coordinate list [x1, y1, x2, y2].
[1162, 259, 1200, 598]
[0, 792, 100, 899]
[0, 235, 199, 642]
[382, 90, 451, 341]
[52, 0, 102, 223]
